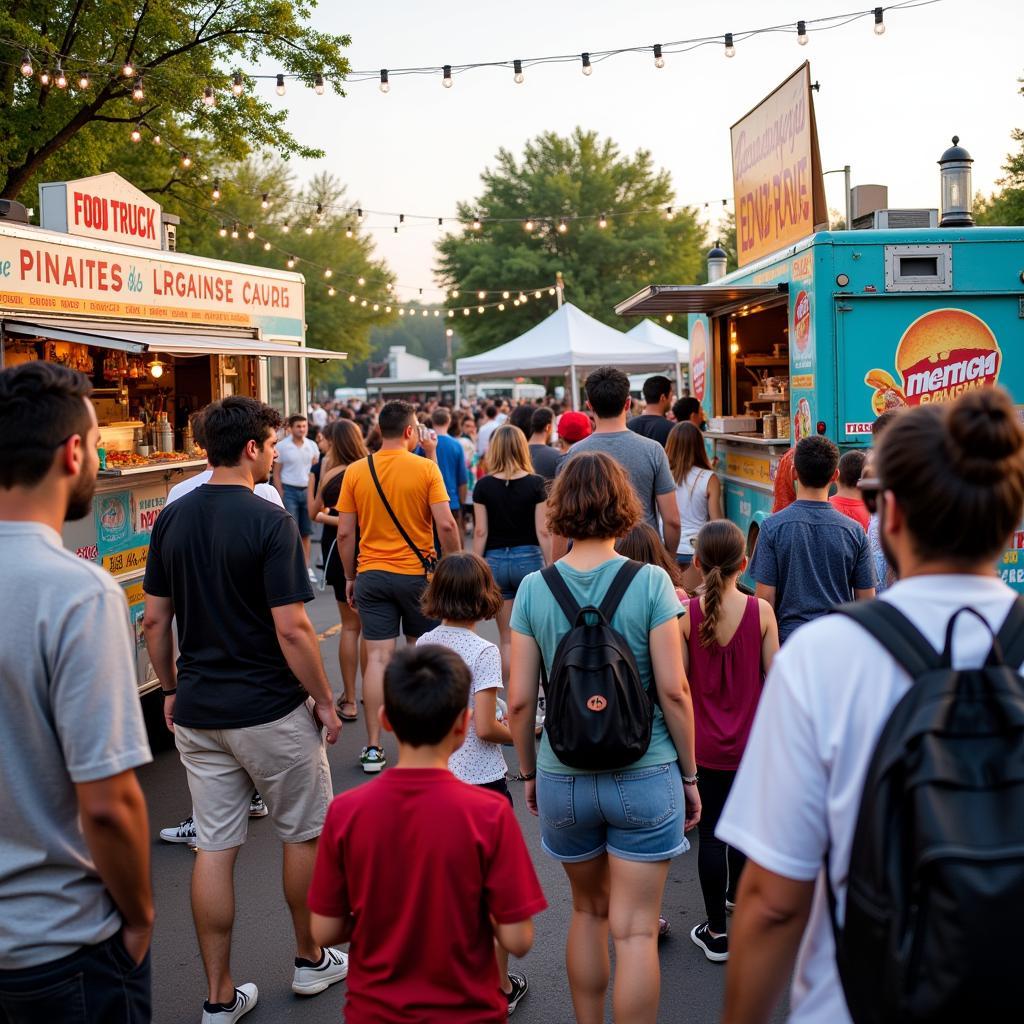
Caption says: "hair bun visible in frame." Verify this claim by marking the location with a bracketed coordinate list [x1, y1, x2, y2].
[945, 388, 1024, 482]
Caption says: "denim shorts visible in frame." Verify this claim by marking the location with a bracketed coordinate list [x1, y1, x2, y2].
[486, 545, 544, 600]
[282, 483, 312, 537]
[537, 763, 690, 863]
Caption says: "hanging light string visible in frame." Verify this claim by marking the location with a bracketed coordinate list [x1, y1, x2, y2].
[1, 1, 936, 103]
[171, 190, 559, 312]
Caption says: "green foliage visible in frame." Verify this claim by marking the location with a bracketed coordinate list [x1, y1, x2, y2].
[163, 156, 396, 379]
[0, 0, 350, 201]
[436, 129, 704, 355]
[975, 78, 1024, 226]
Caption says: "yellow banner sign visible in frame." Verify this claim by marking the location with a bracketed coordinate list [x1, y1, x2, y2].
[731, 63, 827, 267]
[725, 452, 773, 487]
[102, 544, 149, 576]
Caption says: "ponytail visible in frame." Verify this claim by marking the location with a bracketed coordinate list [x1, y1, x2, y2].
[693, 519, 746, 648]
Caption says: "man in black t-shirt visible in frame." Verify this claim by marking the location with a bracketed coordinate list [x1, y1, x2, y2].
[527, 407, 562, 480]
[627, 375, 675, 446]
[144, 396, 348, 1018]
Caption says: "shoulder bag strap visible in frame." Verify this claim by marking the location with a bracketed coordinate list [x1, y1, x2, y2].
[994, 595, 1024, 669]
[599, 559, 644, 620]
[831, 601, 942, 678]
[367, 454, 432, 573]
[540, 565, 582, 625]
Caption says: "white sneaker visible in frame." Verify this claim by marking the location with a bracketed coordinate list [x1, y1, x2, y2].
[307, 567, 318, 583]
[248, 793, 268, 818]
[292, 947, 349, 996]
[160, 816, 196, 846]
[201, 983, 258, 1023]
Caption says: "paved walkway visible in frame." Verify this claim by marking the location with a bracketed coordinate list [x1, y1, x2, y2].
[141, 589, 787, 1023]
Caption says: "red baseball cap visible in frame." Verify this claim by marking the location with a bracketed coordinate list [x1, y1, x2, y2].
[558, 411, 593, 443]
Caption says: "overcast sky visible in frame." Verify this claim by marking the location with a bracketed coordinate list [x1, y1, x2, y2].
[268, 0, 1021, 303]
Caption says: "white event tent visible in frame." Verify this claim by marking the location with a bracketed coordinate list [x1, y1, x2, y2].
[455, 302, 683, 409]
[626, 318, 690, 365]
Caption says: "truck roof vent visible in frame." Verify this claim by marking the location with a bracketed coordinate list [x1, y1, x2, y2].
[852, 208, 938, 230]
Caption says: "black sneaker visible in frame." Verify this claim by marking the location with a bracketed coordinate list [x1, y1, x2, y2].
[505, 971, 529, 1015]
[690, 921, 728, 962]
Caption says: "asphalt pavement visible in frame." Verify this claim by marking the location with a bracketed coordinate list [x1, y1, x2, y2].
[140, 586, 788, 1024]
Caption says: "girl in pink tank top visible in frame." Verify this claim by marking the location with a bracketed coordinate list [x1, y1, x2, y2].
[682, 521, 779, 963]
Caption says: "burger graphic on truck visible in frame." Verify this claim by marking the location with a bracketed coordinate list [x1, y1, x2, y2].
[864, 308, 1002, 414]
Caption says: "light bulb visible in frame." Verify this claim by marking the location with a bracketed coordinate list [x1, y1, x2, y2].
[386, 283, 394, 293]
[276, 73, 286, 95]
[328, 286, 336, 296]
[230, 224, 239, 239]
[246, 225, 255, 240]
[357, 276, 366, 287]
[513, 299, 521, 307]
[433, 310, 440, 317]
[548, 287, 556, 296]
[524, 219, 534, 232]
[446, 328, 454, 338]
[286, 257, 296, 268]
[345, 227, 353, 238]
[55, 62, 67, 89]
[873, 7, 885, 34]
[39, 68, 51, 87]
[263, 241, 271, 251]
[212, 181, 221, 200]
[724, 33, 736, 57]
[471, 217, 482, 231]
[150, 361, 164, 379]
[451, 289, 460, 299]
[232, 72, 244, 96]
[379, 69, 389, 93]
[513, 59, 524, 84]
[202, 85, 215, 106]
[498, 303, 505, 311]
[581, 52, 592, 76]
[399, 308, 406, 316]
[373, 303, 379, 311]
[534, 290, 542, 299]
[502, 291, 510, 299]
[665, 314, 674, 323]
[20, 51, 33, 77]
[152, 133, 161, 145]
[797, 20, 808, 45]
[357, 208, 363, 221]
[281, 221, 290, 233]
[261, 193, 269, 210]
[315, 202, 323, 221]
[351, 295, 358, 304]
[218, 225, 228, 237]
[557, 219, 568, 234]
[314, 73, 324, 95]
[324, 268, 332, 279]
[653, 44, 665, 69]
[598, 214, 608, 228]
[304, 225, 313, 235]
[130, 124, 142, 143]
[421, 309, 428, 317]
[447, 309, 454, 317]
[478, 290, 486, 300]
[665, 206, 674, 219]
[399, 213, 405, 224]
[133, 78, 145, 101]
[463, 308, 470, 316]
[181, 153, 192, 168]
[77, 71, 90, 90]
[386, 305, 392, 313]
[477, 306, 485, 314]
[361, 299, 368, 307]
[442, 64, 452, 88]
[122, 60, 135, 78]
[518, 293, 526, 302]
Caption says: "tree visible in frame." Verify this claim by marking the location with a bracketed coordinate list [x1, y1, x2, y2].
[0, 1, 349, 201]
[976, 78, 1024, 226]
[165, 155, 396, 378]
[436, 129, 704, 355]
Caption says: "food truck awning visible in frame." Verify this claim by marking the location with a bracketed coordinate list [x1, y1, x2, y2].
[1, 319, 346, 361]
[614, 284, 789, 317]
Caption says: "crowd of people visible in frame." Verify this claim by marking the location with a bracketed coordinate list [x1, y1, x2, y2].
[3, 355, 1024, 1024]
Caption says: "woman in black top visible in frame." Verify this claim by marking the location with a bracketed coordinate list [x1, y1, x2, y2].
[312, 420, 368, 721]
[472, 424, 550, 682]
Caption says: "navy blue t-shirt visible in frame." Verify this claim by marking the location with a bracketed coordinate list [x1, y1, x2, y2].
[749, 499, 876, 643]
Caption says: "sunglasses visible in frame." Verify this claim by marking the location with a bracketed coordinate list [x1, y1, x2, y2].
[857, 476, 882, 515]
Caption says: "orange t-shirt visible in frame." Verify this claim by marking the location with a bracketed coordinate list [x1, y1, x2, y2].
[830, 494, 870, 530]
[772, 446, 797, 513]
[339, 448, 449, 575]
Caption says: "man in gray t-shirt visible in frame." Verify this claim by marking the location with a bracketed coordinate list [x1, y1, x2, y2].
[557, 367, 680, 552]
[0, 363, 153, 1019]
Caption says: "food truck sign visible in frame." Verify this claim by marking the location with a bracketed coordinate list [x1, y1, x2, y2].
[730, 63, 828, 268]
[40, 173, 163, 251]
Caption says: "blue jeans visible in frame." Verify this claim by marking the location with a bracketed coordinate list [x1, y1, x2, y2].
[537, 763, 689, 863]
[485, 545, 544, 600]
[0, 933, 151, 1023]
[282, 483, 312, 537]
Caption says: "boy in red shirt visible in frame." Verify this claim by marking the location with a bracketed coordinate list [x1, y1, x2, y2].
[829, 450, 870, 529]
[308, 645, 546, 1022]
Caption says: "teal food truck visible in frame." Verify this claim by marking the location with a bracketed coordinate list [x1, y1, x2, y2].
[616, 221, 1024, 588]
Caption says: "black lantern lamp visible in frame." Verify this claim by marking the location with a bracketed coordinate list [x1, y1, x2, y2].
[938, 136, 974, 227]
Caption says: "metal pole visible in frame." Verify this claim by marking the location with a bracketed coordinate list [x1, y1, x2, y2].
[844, 164, 852, 230]
[569, 363, 579, 411]
[555, 271, 565, 309]
[453, 371, 460, 408]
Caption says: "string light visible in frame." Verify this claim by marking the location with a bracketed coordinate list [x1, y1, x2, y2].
[304, 223, 313, 235]
[548, 287, 556, 295]
[498, 303, 505, 311]
[121, 60, 135, 78]
[665, 206, 674, 219]
[324, 268, 333, 278]
[451, 290, 460, 299]
[379, 69, 390, 93]
[181, 153, 192, 168]
[328, 285, 336, 296]
[524, 219, 535, 232]
[230, 223, 239, 239]
[218, 224, 228, 237]
[873, 7, 886, 33]
[211, 180, 221, 201]
[557, 218, 568, 234]
[665, 314, 674, 323]
[263, 240, 272, 251]
[598, 214, 608, 228]
[315, 202, 324, 220]
[653, 44, 665, 69]
[54, 62, 67, 89]
[232, 72, 244, 96]
[581, 52, 592, 76]
[534, 290, 542, 299]
[477, 290, 486, 300]
[345, 226, 353, 238]
[275, 73, 286, 95]
[151, 133, 160, 145]
[202, 85, 215, 106]
[246, 225, 256, 239]
[133, 77, 145, 101]
[261, 193, 269, 210]
[286, 256, 296, 268]
[357, 276, 366, 286]
[471, 216, 482, 231]
[362, 299, 368, 307]
[77, 70, 90, 90]
[463, 308, 470, 316]
[39, 67, 50, 87]
[442, 64, 452, 88]
[477, 305, 485, 314]
[130, 123, 142, 143]
[446, 328, 454, 338]
[281, 220, 290, 233]
[513, 59, 524, 84]
[797, 20, 809, 44]
[20, 51, 32, 77]
[502, 290, 510, 299]
[314, 73, 325, 95]
[399, 307, 406, 316]
[724, 33, 736, 57]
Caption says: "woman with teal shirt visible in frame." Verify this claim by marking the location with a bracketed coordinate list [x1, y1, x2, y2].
[509, 451, 701, 1024]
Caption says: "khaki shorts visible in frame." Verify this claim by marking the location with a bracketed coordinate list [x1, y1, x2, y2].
[175, 700, 333, 851]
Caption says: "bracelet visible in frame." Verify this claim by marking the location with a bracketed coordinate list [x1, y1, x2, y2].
[161, 688, 177, 697]
[512, 770, 536, 782]
[682, 771, 698, 785]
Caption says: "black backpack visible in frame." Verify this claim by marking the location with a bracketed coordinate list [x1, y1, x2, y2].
[540, 559, 657, 771]
[828, 598, 1024, 1024]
